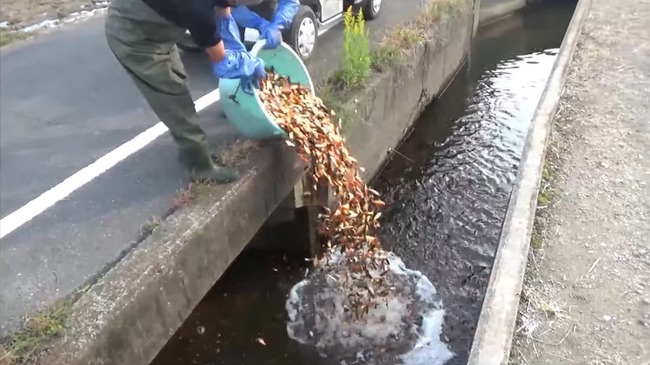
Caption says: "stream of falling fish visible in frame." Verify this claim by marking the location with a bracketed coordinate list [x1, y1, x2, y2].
[258, 72, 454, 364]
[259, 72, 390, 315]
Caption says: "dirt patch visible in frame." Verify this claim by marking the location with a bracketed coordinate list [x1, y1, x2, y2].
[0, 0, 105, 30]
[511, 0, 650, 364]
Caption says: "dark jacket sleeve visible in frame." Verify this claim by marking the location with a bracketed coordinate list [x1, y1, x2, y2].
[182, 0, 223, 48]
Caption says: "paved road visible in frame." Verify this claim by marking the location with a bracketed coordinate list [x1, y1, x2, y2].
[0, 1, 420, 336]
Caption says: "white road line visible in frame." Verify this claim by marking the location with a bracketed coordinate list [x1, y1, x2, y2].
[0, 89, 221, 240]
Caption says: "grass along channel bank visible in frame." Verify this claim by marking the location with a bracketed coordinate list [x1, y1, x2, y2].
[0, 1, 476, 364]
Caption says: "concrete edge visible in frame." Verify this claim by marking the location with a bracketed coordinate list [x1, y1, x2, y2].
[341, 0, 474, 183]
[29, 3, 476, 365]
[478, 0, 526, 25]
[467, 0, 592, 364]
[37, 146, 305, 365]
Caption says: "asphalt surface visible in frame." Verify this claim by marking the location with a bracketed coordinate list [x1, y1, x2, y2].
[0, 1, 420, 336]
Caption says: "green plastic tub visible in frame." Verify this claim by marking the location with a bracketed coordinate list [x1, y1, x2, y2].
[218, 39, 315, 139]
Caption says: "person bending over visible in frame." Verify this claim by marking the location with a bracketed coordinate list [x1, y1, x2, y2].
[105, 0, 269, 183]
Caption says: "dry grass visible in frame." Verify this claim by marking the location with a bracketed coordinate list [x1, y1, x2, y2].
[512, 3, 650, 359]
[0, 30, 33, 48]
[217, 139, 260, 167]
[0, 298, 75, 365]
[326, 0, 468, 109]
[138, 140, 260, 241]
[371, 0, 467, 72]
[138, 216, 164, 238]
[510, 107, 568, 364]
[171, 183, 197, 211]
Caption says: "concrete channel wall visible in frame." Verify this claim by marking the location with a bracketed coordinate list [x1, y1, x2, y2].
[480, 0, 526, 24]
[31, 0, 557, 362]
[340, 9, 474, 187]
[468, 0, 591, 363]
[36, 3, 477, 365]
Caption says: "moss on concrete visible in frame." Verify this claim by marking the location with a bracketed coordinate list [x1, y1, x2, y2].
[530, 121, 562, 251]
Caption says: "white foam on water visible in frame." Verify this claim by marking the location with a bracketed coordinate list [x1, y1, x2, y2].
[286, 252, 455, 365]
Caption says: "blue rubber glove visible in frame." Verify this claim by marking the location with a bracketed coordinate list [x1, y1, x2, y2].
[231, 6, 269, 31]
[231, 6, 280, 49]
[212, 51, 266, 94]
[272, 0, 300, 30]
[231, 1, 298, 49]
[260, 24, 282, 49]
[231, 1, 299, 31]
[217, 13, 247, 52]
[214, 14, 265, 93]
[261, 0, 298, 49]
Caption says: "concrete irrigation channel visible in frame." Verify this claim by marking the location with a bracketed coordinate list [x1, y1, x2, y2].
[20, 1, 588, 364]
[149, 1, 579, 365]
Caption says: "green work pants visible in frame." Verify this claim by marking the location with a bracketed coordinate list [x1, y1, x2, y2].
[104, 0, 213, 171]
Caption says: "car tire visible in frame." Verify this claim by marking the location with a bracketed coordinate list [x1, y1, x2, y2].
[285, 5, 318, 62]
[360, 0, 382, 20]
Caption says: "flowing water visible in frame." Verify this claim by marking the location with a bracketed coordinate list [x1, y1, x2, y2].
[150, 2, 576, 364]
[373, 3, 576, 362]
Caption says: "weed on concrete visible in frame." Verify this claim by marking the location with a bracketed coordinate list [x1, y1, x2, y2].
[138, 216, 164, 239]
[324, 0, 467, 111]
[529, 117, 564, 251]
[135, 139, 260, 244]
[372, 0, 465, 70]
[1, 298, 74, 364]
[172, 183, 198, 212]
[0, 30, 33, 48]
[339, 6, 372, 88]
[217, 139, 260, 167]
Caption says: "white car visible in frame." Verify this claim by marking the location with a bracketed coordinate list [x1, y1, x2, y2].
[177, 0, 383, 61]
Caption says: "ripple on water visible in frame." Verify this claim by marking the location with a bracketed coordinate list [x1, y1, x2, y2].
[373, 48, 562, 362]
[286, 252, 455, 365]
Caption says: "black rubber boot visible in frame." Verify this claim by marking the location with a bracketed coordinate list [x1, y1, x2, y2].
[179, 148, 238, 184]
[190, 164, 238, 184]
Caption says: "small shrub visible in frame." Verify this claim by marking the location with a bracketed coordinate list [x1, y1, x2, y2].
[340, 7, 371, 88]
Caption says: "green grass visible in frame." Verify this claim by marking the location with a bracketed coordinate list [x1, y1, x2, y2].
[537, 163, 555, 207]
[339, 6, 372, 88]
[317, 80, 357, 131]
[530, 163, 555, 250]
[371, 25, 425, 71]
[3, 299, 74, 364]
[0, 30, 33, 48]
[320, 0, 468, 126]
[530, 133, 561, 250]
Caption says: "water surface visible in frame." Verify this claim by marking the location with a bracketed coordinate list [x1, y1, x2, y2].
[374, 3, 576, 362]
[150, 3, 576, 364]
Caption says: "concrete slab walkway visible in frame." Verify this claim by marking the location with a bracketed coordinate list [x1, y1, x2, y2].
[512, 0, 650, 363]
